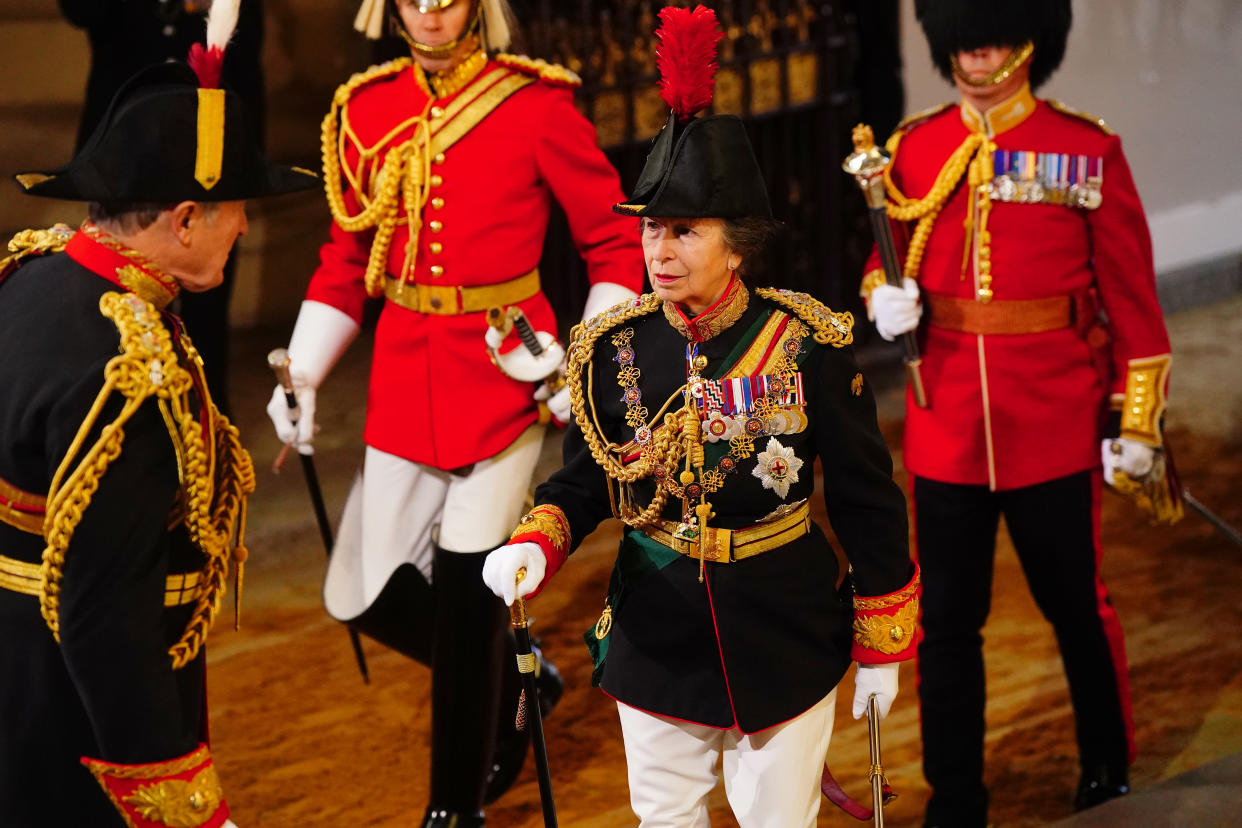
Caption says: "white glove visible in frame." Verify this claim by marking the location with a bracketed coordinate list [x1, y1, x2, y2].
[534, 381, 571, 425]
[853, 662, 899, 721]
[582, 281, 639, 320]
[265, 300, 359, 454]
[224, 821, 239, 828]
[482, 541, 547, 605]
[1102, 437, 1157, 485]
[869, 277, 922, 341]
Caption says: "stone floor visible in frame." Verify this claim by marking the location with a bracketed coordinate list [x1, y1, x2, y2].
[205, 292, 1242, 826]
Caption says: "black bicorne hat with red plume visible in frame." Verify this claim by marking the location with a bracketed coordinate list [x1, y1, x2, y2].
[915, 0, 1072, 90]
[613, 5, 771, 220]
[15, 0, 317, 203]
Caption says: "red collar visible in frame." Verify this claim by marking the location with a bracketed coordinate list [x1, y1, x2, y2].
[65, 223, 180, 310]
[663, 277, 751, 342]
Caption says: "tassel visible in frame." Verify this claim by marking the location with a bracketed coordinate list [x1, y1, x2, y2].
[655, 5, 725, 121]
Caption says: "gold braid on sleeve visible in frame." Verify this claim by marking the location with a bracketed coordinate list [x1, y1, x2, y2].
[39, 293, 254, 668]
[320, 58, 433, 298]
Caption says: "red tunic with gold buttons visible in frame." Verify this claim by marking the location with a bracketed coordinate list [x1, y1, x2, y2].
[864, 86, 1171, 491]
[307, 54, 643, 471]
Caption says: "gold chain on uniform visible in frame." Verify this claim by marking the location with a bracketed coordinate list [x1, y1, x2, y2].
[38, 293, 253, 668]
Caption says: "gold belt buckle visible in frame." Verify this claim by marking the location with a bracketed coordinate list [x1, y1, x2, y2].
[698, 527, 732, 562]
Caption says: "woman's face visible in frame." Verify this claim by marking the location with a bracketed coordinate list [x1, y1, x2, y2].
[641, 217, 739, 314]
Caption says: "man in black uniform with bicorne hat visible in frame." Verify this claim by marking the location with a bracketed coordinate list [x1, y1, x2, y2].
[0, 8, 316, 824]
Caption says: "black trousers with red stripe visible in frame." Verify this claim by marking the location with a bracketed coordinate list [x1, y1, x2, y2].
[913, 470, 1132, 827]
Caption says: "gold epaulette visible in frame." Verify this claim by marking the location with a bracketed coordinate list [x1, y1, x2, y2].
[568, 293, 661, 354]
[329, 58, 412, 108]
[891, 102, 955, 138]
[39, 292, 253, 669]
[495, 53, 582, 88]
[1046, 99, 1114, 135]
[755, 287, 853, 348]
[1, 224, 74, 280]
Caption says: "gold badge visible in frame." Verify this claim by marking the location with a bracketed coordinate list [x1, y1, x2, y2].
[851, 373, 864, 396]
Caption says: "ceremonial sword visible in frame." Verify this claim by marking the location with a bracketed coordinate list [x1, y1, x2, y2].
[1184, 489, 1242, 548]
[267, 348, 370, 683]
[512, 568, 557, 828]
[821, 693, 895, 826]
[843, 124, 929, 408]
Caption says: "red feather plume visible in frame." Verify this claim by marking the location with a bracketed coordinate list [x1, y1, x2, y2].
[188, 44, 225, 89]
[655, 5, 725, 121]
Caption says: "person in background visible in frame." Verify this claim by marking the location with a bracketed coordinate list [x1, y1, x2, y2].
[265, 1, 643, 825]
[861, 1, 1174, 823]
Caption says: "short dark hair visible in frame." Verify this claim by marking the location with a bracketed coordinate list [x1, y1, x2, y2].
[720, 216, 776, 278]
[88, 201, 219, 234]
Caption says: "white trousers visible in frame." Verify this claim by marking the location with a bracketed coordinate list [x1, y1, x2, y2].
[322, 424, 545, 621]
[616, 689, 837, 828]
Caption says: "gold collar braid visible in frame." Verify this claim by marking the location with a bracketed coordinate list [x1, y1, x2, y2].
[38, 292, 254, 667]
[661, 277, 750, 342]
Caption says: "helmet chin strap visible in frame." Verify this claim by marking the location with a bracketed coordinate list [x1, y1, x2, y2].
[396, 0, 482, 60]
[951, 40, 1034, 88]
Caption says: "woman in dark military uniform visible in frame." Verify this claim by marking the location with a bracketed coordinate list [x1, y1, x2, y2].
[0, 17, 316, 825]
[482, 8, 919, 826]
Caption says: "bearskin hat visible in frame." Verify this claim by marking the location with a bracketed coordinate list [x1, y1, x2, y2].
[915, 0, 1072, 90]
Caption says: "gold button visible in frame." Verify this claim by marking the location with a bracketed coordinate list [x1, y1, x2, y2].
[430, 296, 442, 309]
[431, 265, 445, 277]
[430, 106, 445, 118]
[431, 197, 445, 209]
[430, 174, 443, 187]
[430, 242, 443, 254]
[434, 153, 446, 164]
[429, 220, 443, 232]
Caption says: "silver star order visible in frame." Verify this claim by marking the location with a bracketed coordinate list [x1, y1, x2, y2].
[751, 437, 803, 499]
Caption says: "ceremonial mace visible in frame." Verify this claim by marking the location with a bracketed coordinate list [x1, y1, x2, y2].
[843, 124, 928, 408]
[267, 348, 370, 683]
[511, 568, 558, 828]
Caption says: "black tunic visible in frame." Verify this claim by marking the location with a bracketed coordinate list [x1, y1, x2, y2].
[0, 249, 208, 827]
[533, 290, 914, 733]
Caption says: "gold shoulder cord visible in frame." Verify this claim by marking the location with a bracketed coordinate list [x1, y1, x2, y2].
[321, 58, 434, 298]
[39, 293, 254, 668]
[755, 288, 854, 347]
[565, 295, 696, 527]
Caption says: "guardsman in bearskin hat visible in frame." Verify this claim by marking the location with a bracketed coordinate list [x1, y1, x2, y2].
[482, 7, 919, 826]
[0, 3, 317, 826]
[262, 1, 643, 824]
[860, 1, 1175, 823]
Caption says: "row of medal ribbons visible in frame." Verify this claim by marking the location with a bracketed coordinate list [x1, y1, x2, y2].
[990, 149, 1104, 209]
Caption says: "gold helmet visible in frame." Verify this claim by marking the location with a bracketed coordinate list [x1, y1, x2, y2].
[354, 0, 512, 57]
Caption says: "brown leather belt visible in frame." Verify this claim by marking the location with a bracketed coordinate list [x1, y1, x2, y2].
[645, 501, 812, 563]
[0, 553, 203, 607]
[925, 292, 1073, 335]
[383, 267, 540, 315]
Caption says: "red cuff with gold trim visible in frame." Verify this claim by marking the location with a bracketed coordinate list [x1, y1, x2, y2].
[81, 743, 229, 828]
[508, 504, 571, 596]
[851, 565, 921, 663]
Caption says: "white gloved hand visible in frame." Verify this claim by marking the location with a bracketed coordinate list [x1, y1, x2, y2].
[265, 300, 359, 454]
[223, 820, 240, 828]
[482, 541, 547, 605]
[582, 281, 640, 320]
[1102, 437, 1157, 485]
[534, 381, 571, 425]
[869, 277, 922, 341]
[853, 662, 899, 720]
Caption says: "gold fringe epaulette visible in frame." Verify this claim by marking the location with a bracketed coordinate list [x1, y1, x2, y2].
[39, 292, 254, 669]
[1046, 99, 1115, 135]
[496, 53, 582, 88]
[755, 288, 853, 348]
[330, 58, 411, 109]
[1, 224, 74, 280]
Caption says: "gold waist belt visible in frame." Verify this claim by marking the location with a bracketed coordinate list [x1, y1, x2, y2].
[645, 501, 812, 564]
[0, 475, 45, 535]
[925, 292, 1073, 335]
[383, 267, 540, 315]
[0, 554, 204, 608]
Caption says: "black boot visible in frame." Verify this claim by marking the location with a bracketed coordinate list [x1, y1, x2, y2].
[419, 807, 485, 828]
[425, 547, 508, 822]
[345, 563, 435, 664]
[482, 638, 564, 804]
[1073, 764, 1129, 811]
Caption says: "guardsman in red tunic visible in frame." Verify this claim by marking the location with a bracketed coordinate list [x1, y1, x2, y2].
[264, 1, 642, 825]
[860, 2, 1174, 824]
[0, 6, 318, 824]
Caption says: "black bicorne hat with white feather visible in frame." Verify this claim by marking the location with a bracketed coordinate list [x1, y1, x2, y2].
[915, 0, 1072, 90]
